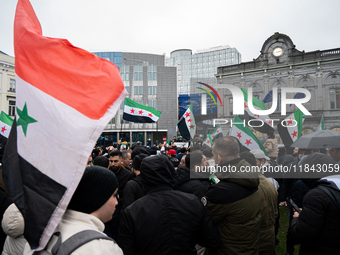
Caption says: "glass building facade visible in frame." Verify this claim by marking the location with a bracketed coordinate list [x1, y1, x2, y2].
[166, 45, 241, 94]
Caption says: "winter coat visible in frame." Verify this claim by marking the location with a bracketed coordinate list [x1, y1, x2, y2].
[257, 174, 278, 255]
[2, 204, 27, 255]
[176, 165, 206, 200]
[122, 175, 145, 209]
[290, 179, 340, 254]
[264, 139, 278, 158]
[118, 155, 221, 255]
[204, 158, 261, 255]
[23, 210, 123, 255]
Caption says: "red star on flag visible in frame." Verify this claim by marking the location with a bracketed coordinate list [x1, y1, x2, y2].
[187, 119, 191, 122]
[185, 112, 190, 118]
[287, 118, 293, 125]
[189, 125, 195, 129]
[254, 114, 260, 118]
[216, 130, 219, 133]
[130, 108, 135, 114]
[291, 130, 298, 138]
[139, 110, 143, 115]
[207, 140, 210, 144]
[244, 102, 248, 108]
[237, 132, 242, 139]
[148, 113, 153, 117]
[268, 120, 272, 125]
[1, 126, 6, 133]
[245, 139, 252, 146]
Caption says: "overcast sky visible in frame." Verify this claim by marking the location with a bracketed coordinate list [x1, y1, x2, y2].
[1, 0, 339, 62]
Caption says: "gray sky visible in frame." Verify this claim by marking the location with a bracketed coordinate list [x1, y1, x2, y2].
[1, 0, 339, 62]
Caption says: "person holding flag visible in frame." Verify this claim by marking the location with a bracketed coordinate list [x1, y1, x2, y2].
[177, 104, 196, 142]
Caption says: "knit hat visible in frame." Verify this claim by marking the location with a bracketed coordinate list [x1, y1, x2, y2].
[132, 153, 149, 170]
[68, 166, 119, 214]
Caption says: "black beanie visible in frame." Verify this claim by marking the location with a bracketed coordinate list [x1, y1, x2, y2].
[132, 153, 149, 170]
[68, 166, 119, 214]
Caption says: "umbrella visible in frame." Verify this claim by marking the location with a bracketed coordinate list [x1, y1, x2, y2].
[290, 130, 340, 149]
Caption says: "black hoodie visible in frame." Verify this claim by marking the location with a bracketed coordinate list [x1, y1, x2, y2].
[118, 155, 220, 255]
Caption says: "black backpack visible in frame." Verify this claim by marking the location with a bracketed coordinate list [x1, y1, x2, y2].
[33, 230, 115, 255]
[316, 180, 340, 212]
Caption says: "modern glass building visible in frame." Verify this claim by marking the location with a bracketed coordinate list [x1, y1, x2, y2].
[93, 51, 177, 147]
[166, 45, 241, 95]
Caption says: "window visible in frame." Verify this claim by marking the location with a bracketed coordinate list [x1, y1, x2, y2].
[274, 91, 281, 113]
[134, 65, 143, 81]
[148, 100, 157, 109]
[9, 79, 15, 92]
[229, 98, 233, 115]
[330, 89, 340, 109]
[148, 65, 157, 81]
[148, 86, 157, 95]
[134, 86, 143, 95]
[9, 101, 15, 116]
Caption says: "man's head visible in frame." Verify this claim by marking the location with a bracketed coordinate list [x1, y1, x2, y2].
[194, 134, 200, 141]
[180, 155, 186, 166]
[131, 153, 149, 176]
[212, 137, 239, 165]
[121, 150, 132, 167]
[87, 156, 93, 167]
[185, 152, 203, 171]
[93, 155, 109, 168]
[250, 149, 270, 167]
[109, 150, 122, 173]
[67, 166, 119, 223]
[168, 149, 176, 157]
[293, 147, 299, 156]
[328, 148, 340, 162]
[298, 148, 311, 160]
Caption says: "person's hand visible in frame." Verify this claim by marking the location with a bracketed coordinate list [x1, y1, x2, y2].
[293, 211, 300, 218]
[280, 201, 287, 207]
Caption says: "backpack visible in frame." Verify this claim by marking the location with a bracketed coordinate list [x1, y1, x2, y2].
[33, 230, 115, 255]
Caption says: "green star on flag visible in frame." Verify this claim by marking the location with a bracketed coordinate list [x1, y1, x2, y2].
[16, 103, 37, 136]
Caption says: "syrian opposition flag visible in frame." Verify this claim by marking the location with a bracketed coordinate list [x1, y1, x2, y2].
[202, 133, 213, 149]
[230, 115, 268, 155]
[277, 109, 305, 147]
[177, 104, 196, 141]
[0, 111, 13, 139]
[2, 0, 127, 251]
[317, 115, 326, 131]
[123, 98, 161, 123]
[240, 88, 274, 134]
[211, 124, 223, 141]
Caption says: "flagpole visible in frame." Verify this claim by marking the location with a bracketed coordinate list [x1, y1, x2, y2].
[156, 120, 159, 145]
[167, 125, 177, 143]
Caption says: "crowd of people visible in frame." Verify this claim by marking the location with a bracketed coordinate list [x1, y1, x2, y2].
[0, 133, 340, 254]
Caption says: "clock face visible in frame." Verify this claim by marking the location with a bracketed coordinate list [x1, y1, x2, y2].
[273, 47, 283, 57]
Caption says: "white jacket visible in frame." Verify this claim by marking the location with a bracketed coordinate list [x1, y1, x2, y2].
[23, 209, 123, 255]
[1, 203, 27, 255]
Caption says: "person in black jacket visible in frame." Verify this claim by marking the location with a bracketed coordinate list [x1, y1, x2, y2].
[176, 152, 206, 200]
[122, 154, 148, 209]
[290, 153, 340, 255]
[118, 154, 220, 255]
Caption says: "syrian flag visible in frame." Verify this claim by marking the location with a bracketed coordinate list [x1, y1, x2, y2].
[211, 124, 223, 141]
[317, 115, 326, 131]
[202, 133, 213, 149]
[0, 112, 13, 139]
[230, 115, 268, 155]
[240, 88, 274, 134]
[123, 98, 161, 123]
[177, 104, 196, 141]
[277, 109, 305, 147]
[2, 0, 127, 251]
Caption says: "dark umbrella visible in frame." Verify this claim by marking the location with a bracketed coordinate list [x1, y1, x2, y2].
[290, 130, 340, 149]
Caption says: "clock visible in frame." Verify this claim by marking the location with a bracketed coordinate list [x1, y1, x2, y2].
[273, 47, 283, 57]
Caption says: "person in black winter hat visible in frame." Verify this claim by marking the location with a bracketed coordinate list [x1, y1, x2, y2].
[39, 166, 123, 254]
[290, 153, 340, 255]
[118, 154, 221, 255]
